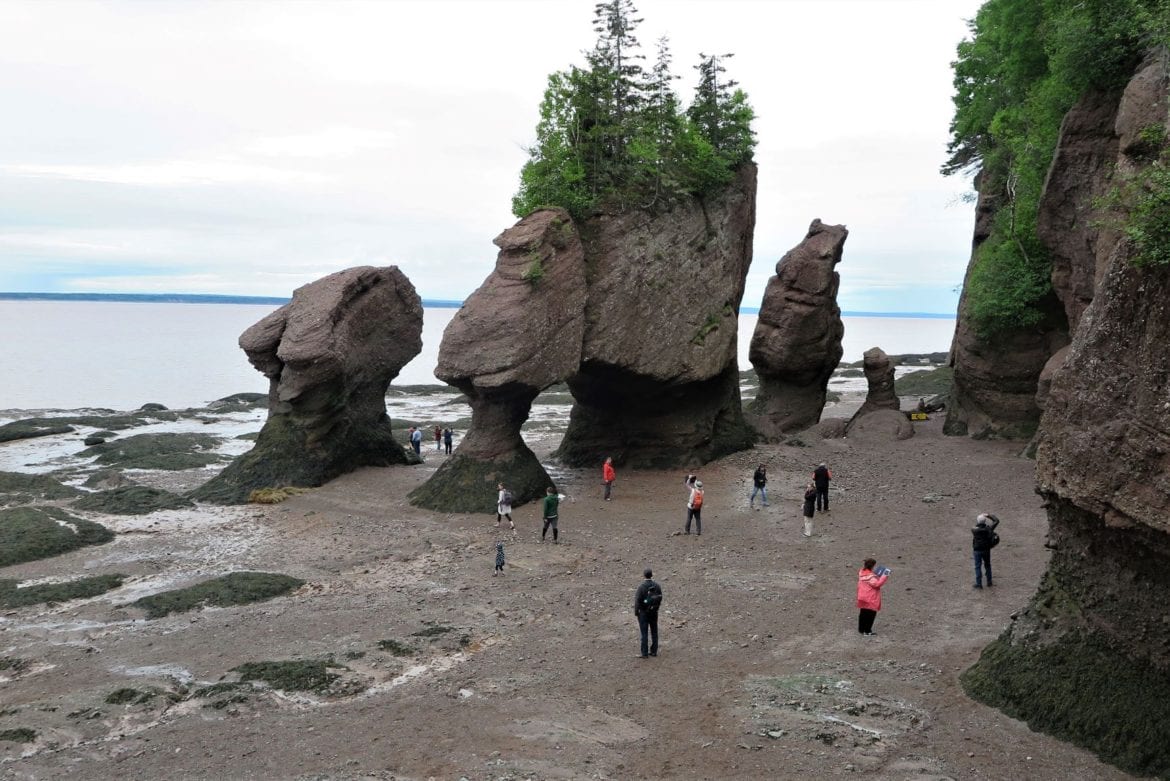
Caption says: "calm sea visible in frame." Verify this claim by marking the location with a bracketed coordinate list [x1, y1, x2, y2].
[0, 301, 955, 411]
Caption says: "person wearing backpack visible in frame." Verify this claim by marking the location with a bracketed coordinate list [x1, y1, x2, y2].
[971, 512, 1001, 588]
[495, 483, 515, 530]
[812, 463, 832, 512]
[634, 568, 663, 658]
[684, 477, 704, 536]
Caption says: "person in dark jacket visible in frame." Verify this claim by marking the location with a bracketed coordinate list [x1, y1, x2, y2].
[813, 463, 832, 511]
[443, 427, 453, 455]
[972, 512, 1000, 588]
[802, 482, 817, 537]
[634, 568, 662, 658]
[750, 464, 769, 509]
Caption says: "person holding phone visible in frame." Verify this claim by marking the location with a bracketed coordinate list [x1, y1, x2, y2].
[856, 558, 890, 636]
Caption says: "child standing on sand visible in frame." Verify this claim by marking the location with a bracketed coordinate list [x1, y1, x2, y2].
[494, 541, 506, 575]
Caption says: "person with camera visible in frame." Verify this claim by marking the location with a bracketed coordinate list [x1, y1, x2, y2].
[972, 512, 1001, 588]
[684, 474, 704, 535]
[856, 558, 890, 635]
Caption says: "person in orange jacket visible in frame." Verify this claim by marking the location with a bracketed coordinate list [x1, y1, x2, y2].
[603, 457, 616, 501]
[856, 558, 890, 635]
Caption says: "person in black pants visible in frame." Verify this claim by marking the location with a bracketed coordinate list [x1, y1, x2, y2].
[634, 568, 662, 658]
[813, 463, 832, 511]
[972, 512, 1000, 588]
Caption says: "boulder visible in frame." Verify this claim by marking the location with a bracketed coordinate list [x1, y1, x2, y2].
[815, 418, 848, 440]
[962, 51, 1170, 777]
[845, 409, 914, 443]
[193, 266, 422, 504]
[848, 347, 899, 428]
[410, 209, 586, 512]
[555, 164, 758, 467]
[747, 219, 847, 438]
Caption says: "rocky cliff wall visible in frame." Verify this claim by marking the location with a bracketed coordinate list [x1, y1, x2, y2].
[962, 49, 1170, 778]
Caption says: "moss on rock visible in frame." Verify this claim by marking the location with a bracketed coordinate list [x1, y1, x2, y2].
[0, 728, 36, 744]
[232, 660, 341, 692]
[80, 432, 224, 471]
[0, 506, 114, 566]
[0, 574, 125, 608]
[104, 688, 155, 705]
[0, 472, 81, 506]
[895, 366, 954, 396]
[72, 486, 194, 515]
[131, 571, 304, 618]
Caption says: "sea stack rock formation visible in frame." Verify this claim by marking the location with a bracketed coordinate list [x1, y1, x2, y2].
[961, 51, 1170, 776]
[409, 209, 586, 512]
[193, 266, 423, 504]
[747, 219, 847, 438]
[846, 347, 900, 428]
[554, 164, 758, 468]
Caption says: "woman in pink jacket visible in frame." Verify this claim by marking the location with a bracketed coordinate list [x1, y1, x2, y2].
[856, 558, 890, 636]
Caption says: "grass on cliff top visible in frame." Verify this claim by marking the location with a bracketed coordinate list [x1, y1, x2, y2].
[0, 574, 125, 609]
[131, 572, 304, 618]
[232, 660, 342, 692]
[0, 506, 115, 567]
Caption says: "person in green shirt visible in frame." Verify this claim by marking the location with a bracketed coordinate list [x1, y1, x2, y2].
[541, 486, 562, 543]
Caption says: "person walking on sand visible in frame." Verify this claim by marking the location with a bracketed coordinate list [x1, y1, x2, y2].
[541, 486, 562, 543]
[813, 462, 832, 512]
[434, 425, 442, 451]
[684, 477, 704, 535]
[802, 482, 817, 537]
[750, 464, 769, 509]
[602, 457, 616, 501]
[443, 427, 453, 455]
[972, 512, 1001, 589]
[495, 483, 515, 530]
[494, 541, 506, 575]
[857, 558, 890, 635]
[634, 568, 663, 658]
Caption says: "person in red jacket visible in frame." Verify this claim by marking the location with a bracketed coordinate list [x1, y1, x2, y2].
[856, 558, 890, 635]
[603, 457, 616, 501]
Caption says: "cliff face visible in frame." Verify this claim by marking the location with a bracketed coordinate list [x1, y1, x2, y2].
[555, 163, 758, 468]
[962, 50, 1170, 777]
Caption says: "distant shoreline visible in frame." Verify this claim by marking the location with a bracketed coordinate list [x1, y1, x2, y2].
[0, 292, 955, 319]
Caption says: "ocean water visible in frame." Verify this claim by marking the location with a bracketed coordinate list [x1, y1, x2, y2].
[0, 301, 955, 411]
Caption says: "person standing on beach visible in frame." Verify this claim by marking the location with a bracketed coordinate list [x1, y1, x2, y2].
[684, 477, 704, 535]
[802, 482, 817, 537]
[410, 426, 423, 456]
[856, 558, 890, 635]
[634, 568, 662, 658]
[602, 457, 616, 501]
[750, 464, 769, 509]
[972, 512, 1001, 588]
[443, 427, 453, 455]
[495, 483, 515, 530]
[434, 425, 442, 451]
[813, 463, 832, 511]
[541, 486, 561, 543]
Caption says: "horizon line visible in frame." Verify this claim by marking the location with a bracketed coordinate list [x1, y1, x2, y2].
[0, 292, 957, 319]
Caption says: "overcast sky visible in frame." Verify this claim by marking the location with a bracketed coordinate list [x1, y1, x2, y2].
[0, 0, 982, 313]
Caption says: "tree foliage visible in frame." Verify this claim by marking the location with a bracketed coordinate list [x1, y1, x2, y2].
[513, 1, 756, 220]
[943, 0, 1170, 336]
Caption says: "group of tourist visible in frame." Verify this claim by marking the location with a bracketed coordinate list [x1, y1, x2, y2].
[405, 425, 455, 458]
[490, 454, 1005, 655]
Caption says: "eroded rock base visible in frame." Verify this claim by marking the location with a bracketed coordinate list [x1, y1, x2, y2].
[556, 365, 754, 468]
[408, 449, 551, 514]
[961, 499, 1170, 778]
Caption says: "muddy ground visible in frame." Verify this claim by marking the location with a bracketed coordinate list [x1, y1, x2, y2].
[0, 406, 1138, 780]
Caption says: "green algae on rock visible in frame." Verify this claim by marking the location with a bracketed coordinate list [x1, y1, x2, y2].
[0, 471, 82, 506]
[232, 660, 342, 692]
[0, 574, 125, 609]
[72, 486, 194, 515]
[0, 507, 114, 566]
[131, 572, 304, 618]
[80, 432, 224, 471]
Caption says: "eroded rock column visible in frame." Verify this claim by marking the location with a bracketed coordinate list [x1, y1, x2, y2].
[193, 266, 422, 504]
[747, 219, 847, 438]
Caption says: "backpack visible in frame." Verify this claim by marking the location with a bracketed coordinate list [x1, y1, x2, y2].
[691, 489, 704, 510]
[990, 531, 1000, 548]
[502, 490, 514, 505]
[643, 582, 663, 612]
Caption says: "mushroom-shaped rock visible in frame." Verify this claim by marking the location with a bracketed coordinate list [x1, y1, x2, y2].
[192, 266, 422, 504]
[409, 209, 586, 512]
[847, 347, 900, 430]
[748, 219, 847, 438]
[554, 164, 758, 468]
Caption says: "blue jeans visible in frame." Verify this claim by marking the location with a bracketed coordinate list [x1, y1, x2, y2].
[973, 549, 992, 586]
[750, 486, 768, 505]
[637, 610, 658, 656]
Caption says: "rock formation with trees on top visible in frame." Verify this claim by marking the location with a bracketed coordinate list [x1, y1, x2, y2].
[193, 266, 422, 505]
[746, 219, 847, 439]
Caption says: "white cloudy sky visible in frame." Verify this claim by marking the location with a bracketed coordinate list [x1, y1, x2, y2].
[0, 0, 982, 313]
